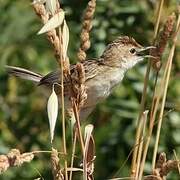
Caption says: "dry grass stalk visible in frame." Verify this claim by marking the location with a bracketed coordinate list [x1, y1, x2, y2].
[69, 130, 77, 180]
[131, 111, 148, 177]
[32, 1, 69, 179]
[138, 12, 178, 178]
[67, 63, 87, 155]
[71, 101, 85, 152]
[144, 152, 180, 180]
[59, 28, 68, 180]
[33, 1, 96, 179]
[131, 0, 164, 177]
[135, 111, 148, 179]
[152, 8, 180, 170]
[68, 1, 97, 177]
[51, 148, 64, 180]
[77, 0, 96, 62]
[32, 0, 96, 167]
[0, 149, 34, 174]
[132, 3, 179, 179]
[149, 13, 176, 140]
[151, 13, 176, 71]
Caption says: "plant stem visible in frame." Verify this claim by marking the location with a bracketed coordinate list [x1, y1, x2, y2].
[69, 131, 77, 180]
[131, 0, 164, 177]
[72, 100, 85, 153]
[153, 0, 164, 41]
[135, 111, 148, 179]
[152, 13, 180, 169]
[59, 33, 68, 180]
[130, 63, 151, 177]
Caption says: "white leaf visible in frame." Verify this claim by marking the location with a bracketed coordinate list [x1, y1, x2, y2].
[46, 0, 57, 15]
[84, 124, 93, 141]
[83, 124, 94, 180]
[47, 86, 58, 143]
[62, 20, 69, 59]
[38, 10, 65, 34]
[67, 167, 83, 172]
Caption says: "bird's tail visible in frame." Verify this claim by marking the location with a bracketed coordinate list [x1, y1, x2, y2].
[6, 65, 43, 83]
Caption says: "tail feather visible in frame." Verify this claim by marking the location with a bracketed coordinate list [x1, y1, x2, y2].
[6, 65, 43, 82]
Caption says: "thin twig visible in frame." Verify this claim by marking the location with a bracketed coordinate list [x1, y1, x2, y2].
[69, 131, 77, 180]
[59, 41, 68, 180]
[72, 100, 85, 153]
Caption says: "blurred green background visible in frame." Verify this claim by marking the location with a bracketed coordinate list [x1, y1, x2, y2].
[0, 0, 180, 179]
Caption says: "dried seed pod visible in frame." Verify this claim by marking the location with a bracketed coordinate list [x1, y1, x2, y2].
[0, 149, 34, 174]
[70, 63, 87, 109]
[51, 148, 64, 180]
[151, 13, 176, 71]
[160, 160, 179, 177]
[145, 152, 180, 180]
[77, 0, 96, 62]
[156, 152, 166, 169]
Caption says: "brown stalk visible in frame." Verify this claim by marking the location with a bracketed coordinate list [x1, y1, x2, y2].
[135, 111, 148, 179]
[69, 130, 77, 180]
[32, 2, 68, 179]
[152, 9, 180, 169]
[131, 111, 146, 177]
[68, 63, 87, 154]
[70, 63, 87, 158]
[69, 1, 96, 178]
[133, 2, 177, 179]
[77, 0, 96, 62]
[149, 13, 176, 137]
[59, 37, 68, 180]
[130, 0, 164, 177]
[71, 99, 85, 153]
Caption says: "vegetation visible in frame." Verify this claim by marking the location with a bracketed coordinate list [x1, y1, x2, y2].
[0, 0, 179, 179]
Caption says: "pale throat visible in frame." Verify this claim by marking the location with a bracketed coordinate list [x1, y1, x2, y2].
[121, 56, 143, 70]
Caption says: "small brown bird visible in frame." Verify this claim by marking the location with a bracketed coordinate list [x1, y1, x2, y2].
[6, 36, 154, 120]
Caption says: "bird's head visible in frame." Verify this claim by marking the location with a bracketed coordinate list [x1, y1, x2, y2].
[101, 36, 155, 70]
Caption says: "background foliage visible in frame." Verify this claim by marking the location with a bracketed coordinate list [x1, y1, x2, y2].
[0, 0, 179, 179]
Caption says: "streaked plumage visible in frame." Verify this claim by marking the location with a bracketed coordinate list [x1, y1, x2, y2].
[6, 36, 154, 120]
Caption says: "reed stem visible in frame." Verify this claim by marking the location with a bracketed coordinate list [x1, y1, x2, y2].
[152, 13, 180, 169]
[131, 0, 164, 177]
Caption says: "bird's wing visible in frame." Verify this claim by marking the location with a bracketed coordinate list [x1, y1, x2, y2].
[39, 59, 102, 87]
[82, 59, 101, 80]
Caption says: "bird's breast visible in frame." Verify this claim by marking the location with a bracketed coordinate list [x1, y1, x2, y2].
[84, 69, 124, 107]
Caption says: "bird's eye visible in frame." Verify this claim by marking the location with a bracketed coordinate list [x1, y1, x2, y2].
[130, 48, 136, 54]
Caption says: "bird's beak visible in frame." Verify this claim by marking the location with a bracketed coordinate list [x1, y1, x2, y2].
[136, 46, 157, 59]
